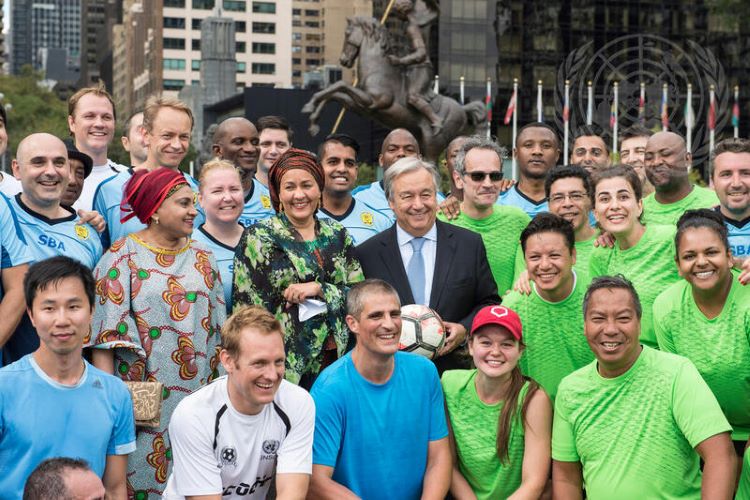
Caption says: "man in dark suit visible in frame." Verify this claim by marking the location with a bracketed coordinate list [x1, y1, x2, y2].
[356, 156, 500, 372]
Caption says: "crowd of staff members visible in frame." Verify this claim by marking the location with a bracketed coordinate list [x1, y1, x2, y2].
[0, 83, 748, 500]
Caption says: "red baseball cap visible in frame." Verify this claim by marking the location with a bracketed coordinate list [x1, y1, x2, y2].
[470, 305, 523, 341]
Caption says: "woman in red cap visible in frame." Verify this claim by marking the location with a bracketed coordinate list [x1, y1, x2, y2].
[88, 167, 225, 498]
[441, 304, 552, 499]
[232, 148, 363, 388]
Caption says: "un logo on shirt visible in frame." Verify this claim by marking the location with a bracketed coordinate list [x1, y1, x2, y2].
[220, 446, 237, 467]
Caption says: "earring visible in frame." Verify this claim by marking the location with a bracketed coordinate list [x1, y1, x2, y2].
[152, 216, 160, 225]
[278, 202, 285, 213]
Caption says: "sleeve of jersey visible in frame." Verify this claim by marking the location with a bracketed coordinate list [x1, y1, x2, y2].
[551, 389, 580, 462]
[652, 290, 676, 353]
[672, 358, 732, 448]
[310, 381, 344, 468]
[93, 183, 116, 249]
[277, 388, 316, 475]
[168, 400, 223, 496]
[511, 242, 526, 287]
[0, 194, 32, 268]
[107, 380, 137, 455]
[426, 360, 449, 441]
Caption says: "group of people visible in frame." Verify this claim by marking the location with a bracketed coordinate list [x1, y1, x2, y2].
[0, 80, 748, 500]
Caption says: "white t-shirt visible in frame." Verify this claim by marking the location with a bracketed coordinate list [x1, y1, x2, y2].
[73, 159, 125, 211]
[163, 376, 315, 499]
[0, 172, 21, 197]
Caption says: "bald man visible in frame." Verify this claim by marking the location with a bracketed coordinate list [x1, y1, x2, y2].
[4, 133, 102, 363]
[212, 117, 274, 227]
[642, 131, 719, 226]
[354, 128, 444, 221]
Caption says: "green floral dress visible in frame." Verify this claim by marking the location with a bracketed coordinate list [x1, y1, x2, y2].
[232, 214, 364, 383]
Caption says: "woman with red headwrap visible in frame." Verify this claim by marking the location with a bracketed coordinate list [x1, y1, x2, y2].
[88, 167, 226, 497]
[233, 148, 363, 388]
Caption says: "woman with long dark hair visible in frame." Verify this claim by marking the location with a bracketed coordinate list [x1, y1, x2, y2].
[442, 305, 551, 499]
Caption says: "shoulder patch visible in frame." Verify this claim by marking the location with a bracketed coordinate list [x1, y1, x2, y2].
[360, 212, 374, 226]
[75, 225, 90, 240]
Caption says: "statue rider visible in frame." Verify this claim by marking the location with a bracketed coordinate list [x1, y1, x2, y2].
[387, 0, 443, 134]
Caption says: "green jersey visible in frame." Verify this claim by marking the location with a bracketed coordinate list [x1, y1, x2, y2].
[642, 185, 719, 226]
[589, 224, 680, 348]
[503, 275, 593, 399]
[440, 206, 530, 296]
[442, 369, 530, 500]
[654, 270, 750, 441]
[553, 347, 732, 500]
[573, 235, 596, 285]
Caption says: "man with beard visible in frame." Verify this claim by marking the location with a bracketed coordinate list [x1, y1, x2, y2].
[317, 133, 391, 244]
[571, 126, 611, 174]
[497, 122, 560, 218]
[212, 117, 274, 227]
[619, 124, 654, 197]
[642, 131, 718, 226]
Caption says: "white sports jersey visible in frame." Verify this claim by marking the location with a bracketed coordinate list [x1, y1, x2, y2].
[163, 376, 314, 499]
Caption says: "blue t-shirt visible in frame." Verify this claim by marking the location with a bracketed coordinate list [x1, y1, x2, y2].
[496, 184, 549, 218]
[8, 194, 102, 268]
[317, 198, 392, 245]
[0, 355, 136, 498]
[353, 181, 445, 224]
[715, 207, 750, 259]
[191, 225, 235, 311]
[311, 351, 448, 500]
[239, 178, 275, 228]
[93, 169, 205, 248]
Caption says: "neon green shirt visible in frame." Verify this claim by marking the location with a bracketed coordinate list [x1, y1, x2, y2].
[589, 224, 680, 348]
[573, 235, 596, 285]
[642, 185, 719, 226]
[442, 370, 529, 500]
[654, 270, 750, 441]
[503, 275, 593, 399]
[553, 347, 732, 500]
[440, 206, 530, 296]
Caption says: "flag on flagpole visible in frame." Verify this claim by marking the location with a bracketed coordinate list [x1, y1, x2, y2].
[612, 82, 619, 154]
[486, 78, 492, 140]
[610, 100, 616, 129]
[504, 86, 516, 125]
[709, 86, 716, 132]
[638, 82, 645, 124]
[563, 80, 570, 165]
[537, 80, 543, 122]
[733, 85, 740, 137]
[563, 84, 570, 123]
[661, 84, 669, 131]
[686, 83, 693, 155]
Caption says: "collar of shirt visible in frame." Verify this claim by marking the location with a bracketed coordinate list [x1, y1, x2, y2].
[396, 222, 438, 249]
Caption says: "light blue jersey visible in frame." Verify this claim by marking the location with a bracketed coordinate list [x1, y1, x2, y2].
[717, 208, 750, 259]
[8, 194, 102, 269]
[353, 180, 445, 224]
[317, 198, 392, 245]
[240, 178, 275, 227]
[496, 184, 549, 218]
[191, 225, 236, 312]
[0, 355, 136, 499]
[93, 169, 205, 248]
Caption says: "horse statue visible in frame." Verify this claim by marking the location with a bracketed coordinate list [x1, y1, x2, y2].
[301, 16, 487, 162]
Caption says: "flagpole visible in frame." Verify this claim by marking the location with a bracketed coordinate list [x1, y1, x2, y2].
[612, 82, 619, 156]
[564, 80, 570, 165]
[734, 85, 740, 138]
[662, 83, 669, 131]
[685, 83, 693, 153]
[486, 78, 492, 140]
[512, 78, 518, 181]
[587, 81, 593, 125]
[433, 75, 439, 94]
[537, 80, 543, 122]
[639, 82, 645, 124]
[709, 84, 716, 166]
[459, 76, 465, 105]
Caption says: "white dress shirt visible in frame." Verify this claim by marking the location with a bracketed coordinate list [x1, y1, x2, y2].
[396, 222, 437, 306]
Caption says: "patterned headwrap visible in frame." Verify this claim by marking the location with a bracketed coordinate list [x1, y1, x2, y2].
[120, 167, 189, 224]
[268, 148, 325, 213]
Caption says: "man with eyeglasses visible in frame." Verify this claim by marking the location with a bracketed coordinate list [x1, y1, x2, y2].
[439, 138, 530, 296]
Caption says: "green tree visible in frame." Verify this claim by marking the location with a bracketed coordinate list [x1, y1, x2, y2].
[0, 67, 69, 158]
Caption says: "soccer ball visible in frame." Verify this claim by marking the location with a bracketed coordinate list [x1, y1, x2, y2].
[399, 304, 446, 359]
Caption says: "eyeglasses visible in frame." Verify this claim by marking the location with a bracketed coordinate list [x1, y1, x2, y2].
[464, 171, 503, 182]
[549, 192, 587, 203]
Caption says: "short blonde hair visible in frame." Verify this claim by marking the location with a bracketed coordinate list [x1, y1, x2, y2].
[222, 306, 283, 359]
[198, 159, 241, 191]
[142, 95, 194, 133]
[68, 81, 116, 120]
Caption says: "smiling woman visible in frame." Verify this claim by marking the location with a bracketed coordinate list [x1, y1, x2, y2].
[232, 149, 364, 388]
[87, 167, 226, 498]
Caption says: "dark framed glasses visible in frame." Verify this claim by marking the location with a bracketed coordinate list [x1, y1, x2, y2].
[465, 171, 503, 182]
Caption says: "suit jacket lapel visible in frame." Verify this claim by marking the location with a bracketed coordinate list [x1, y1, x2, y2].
[380, 225, 415, 304]
[429, 221, 456, 309]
